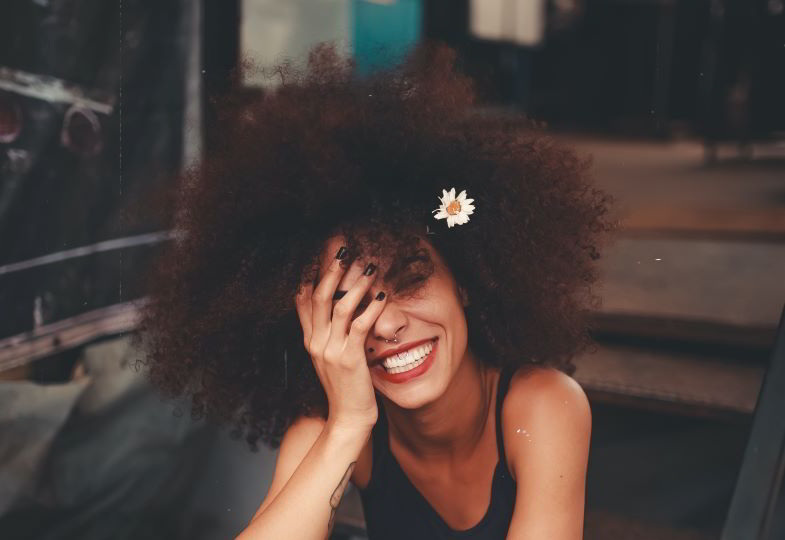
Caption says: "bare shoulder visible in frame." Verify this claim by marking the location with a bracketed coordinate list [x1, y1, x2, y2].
[507, 365, 590, 407]
[501, 365, 592, 481]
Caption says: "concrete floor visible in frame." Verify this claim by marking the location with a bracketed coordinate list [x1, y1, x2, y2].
[562, 135, 785, 216]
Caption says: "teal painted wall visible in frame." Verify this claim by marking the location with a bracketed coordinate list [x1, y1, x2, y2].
[351, 0, 422, 76]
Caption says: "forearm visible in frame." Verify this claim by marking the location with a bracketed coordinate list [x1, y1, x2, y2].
[237, 422, 370, 540]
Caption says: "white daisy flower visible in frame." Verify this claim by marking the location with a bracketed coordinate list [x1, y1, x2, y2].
[431, 187, 475, 228]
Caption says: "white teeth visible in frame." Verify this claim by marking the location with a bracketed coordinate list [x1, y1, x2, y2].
[382, 341, 434, 371]
[387, 355, 426, 374]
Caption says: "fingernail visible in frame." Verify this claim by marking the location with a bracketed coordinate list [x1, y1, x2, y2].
[335, 246, 348, 260]
[363, 263, 377, 276]
[375, 291, 386, 301]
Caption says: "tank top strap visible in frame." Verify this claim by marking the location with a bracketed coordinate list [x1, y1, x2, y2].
[372, 393, 388, 446]
[363, 392, 389, 493]
[495, 365, 515, 476]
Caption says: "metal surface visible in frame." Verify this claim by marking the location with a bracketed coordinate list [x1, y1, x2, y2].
[0, 231, 174, 276]
[0, 66, 114, 114]
[721, 304, 785, 540]
[0, 0, 190, 341]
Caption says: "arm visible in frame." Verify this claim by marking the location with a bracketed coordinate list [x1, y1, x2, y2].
[239, 249, 384, 539]
[504, 368, 592, 540]
[237, 416, 371, 540]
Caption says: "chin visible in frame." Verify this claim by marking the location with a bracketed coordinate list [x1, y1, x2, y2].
[375, 346, 449, 408]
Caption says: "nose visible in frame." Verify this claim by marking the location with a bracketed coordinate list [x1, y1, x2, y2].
[366, 300, 407, 352]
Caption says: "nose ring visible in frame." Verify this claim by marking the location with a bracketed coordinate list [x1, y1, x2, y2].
[384, 331, 400, 344]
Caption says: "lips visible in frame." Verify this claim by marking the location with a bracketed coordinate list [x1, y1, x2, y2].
[376, 338, 438, 383]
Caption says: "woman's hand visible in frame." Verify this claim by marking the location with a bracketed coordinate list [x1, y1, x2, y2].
[294, 248, 388, 433]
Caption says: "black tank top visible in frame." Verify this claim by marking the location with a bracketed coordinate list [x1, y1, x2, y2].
[358, 365, 517, 539]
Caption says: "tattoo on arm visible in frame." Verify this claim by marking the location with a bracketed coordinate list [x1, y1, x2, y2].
[328, 461, 356, 534]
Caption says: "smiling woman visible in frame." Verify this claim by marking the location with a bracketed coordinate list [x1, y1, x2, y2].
[135, 41, 615, 539]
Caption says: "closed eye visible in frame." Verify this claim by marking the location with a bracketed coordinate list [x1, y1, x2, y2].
[395, 274, 427, 293]
[383, 251, 431, 283]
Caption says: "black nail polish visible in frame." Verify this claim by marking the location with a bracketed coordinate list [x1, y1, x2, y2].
[375, 291, 385, 301]
[363, 263, 377, 276]
[335, 246, 348, 260]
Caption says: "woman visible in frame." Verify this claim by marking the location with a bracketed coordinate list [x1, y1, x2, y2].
[137, 42, 615, 539]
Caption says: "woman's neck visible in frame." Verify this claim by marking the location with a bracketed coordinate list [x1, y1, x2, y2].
[382, 351, 498, 466]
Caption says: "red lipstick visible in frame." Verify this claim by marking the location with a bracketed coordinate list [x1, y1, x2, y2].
[373, 338, 438, 384]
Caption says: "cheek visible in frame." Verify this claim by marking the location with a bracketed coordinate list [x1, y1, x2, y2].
[439, 296, 469, 338]
[421, 294, 466, 330]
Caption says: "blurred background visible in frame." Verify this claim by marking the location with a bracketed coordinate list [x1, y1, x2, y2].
[1, 0, 784, 539]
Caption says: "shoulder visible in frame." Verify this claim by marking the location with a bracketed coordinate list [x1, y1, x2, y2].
[501, 365, 592, 482]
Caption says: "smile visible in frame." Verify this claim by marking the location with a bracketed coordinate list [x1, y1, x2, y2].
[381, 340, 435, 373]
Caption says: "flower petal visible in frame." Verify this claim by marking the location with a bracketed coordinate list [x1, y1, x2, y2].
[433, 187, 476, 228]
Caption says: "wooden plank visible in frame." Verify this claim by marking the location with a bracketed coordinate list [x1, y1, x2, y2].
[621, 206, 785, 241]
[572, 343, 765, 417]
[598, 237, 785, 330]
[0, 301, 142, 373]
[583, 389, 752, 423]
[590, 312, 777, 350]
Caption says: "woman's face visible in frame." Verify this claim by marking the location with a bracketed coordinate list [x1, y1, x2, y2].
[314, 234, 471, 409]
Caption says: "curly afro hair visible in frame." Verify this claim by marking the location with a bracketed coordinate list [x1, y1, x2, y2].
[135, 41, 617, 450]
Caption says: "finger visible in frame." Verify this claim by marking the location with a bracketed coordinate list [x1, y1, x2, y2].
[330, 261, 379, 340]
[311, 247, 351, 338]
[346, 289, 388, 352]
[294, 280, 314, 346]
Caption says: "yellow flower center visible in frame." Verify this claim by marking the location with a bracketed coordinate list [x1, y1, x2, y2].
[446, 200, 461, 215]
